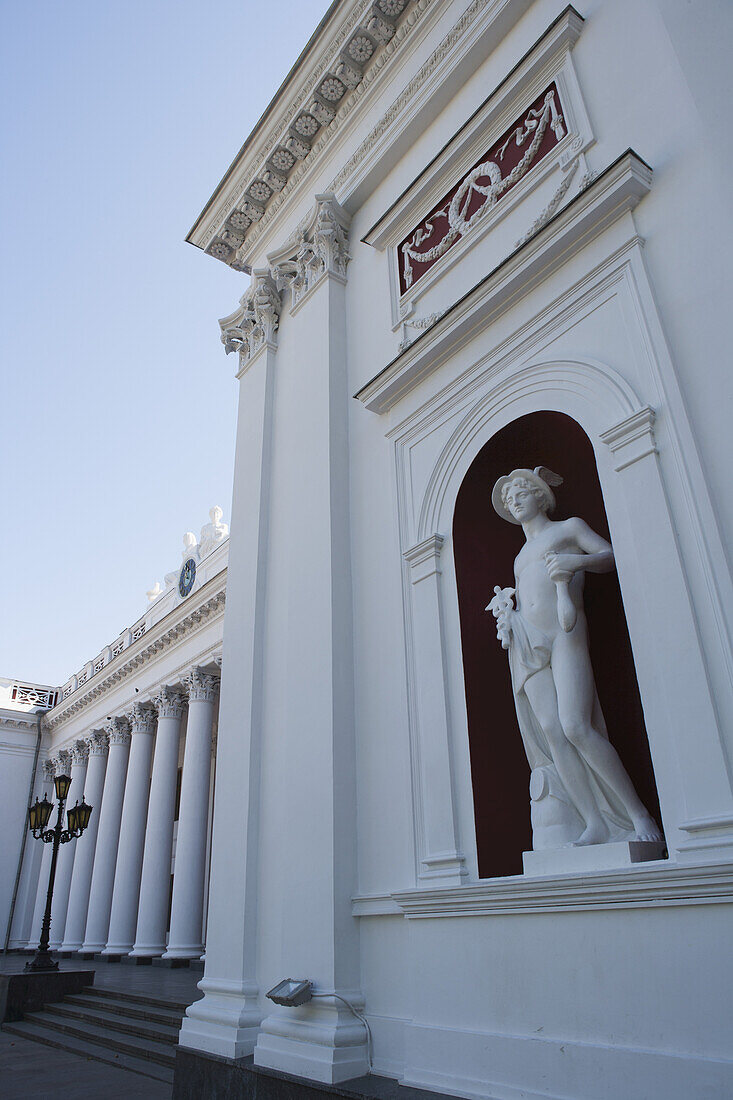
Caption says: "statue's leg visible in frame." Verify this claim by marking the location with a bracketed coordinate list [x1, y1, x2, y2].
[552, 626, 663, 842]
[522, 667, 608, 842]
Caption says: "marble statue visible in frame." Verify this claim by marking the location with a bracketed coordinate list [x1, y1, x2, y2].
[146, 581, 164, 602]
[164, 532, 199, 589]
[487, 466, 662, 849]
[198, 506, 229, 559]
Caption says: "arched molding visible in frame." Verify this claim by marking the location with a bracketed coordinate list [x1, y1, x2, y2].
[417, 356, 642, 543]
[397, 352, 733, 877]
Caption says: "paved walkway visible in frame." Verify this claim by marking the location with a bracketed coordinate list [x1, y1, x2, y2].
[0, 955, 202, 1099]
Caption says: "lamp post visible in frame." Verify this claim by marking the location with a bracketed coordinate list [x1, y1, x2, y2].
[25, 772, 93, 971]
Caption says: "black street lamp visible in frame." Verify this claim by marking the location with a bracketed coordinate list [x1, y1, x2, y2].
[25, 773, 93, 972]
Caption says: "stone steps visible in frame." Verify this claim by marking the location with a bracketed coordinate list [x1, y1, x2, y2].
[2, 983, 186, 1084]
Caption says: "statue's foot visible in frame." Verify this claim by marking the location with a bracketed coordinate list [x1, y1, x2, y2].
[631, 813, 663, 843]
[570, 822, 608, 846]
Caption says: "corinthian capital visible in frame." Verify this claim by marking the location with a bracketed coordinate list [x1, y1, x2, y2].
[42, 758, 56, 783]
[269, 194, 350, 309]
[56, 750, 71, 774]
[106, 716, 131, 747]
[128, 702, 157, 734]
[70, 738, 89, 765]
[184, 666, 220, 703]
[220, 270, 281, 371]
[154, 686, 187, 720]
[87, 729, 109, 757]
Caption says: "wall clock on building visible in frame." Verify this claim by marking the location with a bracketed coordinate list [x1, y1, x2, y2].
[179, 558, 196, 598]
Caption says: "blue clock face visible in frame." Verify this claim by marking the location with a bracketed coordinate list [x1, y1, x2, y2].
[179, 558, 196, 598]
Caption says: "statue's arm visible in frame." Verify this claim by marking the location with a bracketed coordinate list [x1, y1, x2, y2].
[545, 518, 614, 579]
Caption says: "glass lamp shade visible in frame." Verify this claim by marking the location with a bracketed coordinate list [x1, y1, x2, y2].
[29, 795, 53, 832]
[76, 799, 93, 832]
[54, 773, 72, 801]
[66, 801, 80, 834]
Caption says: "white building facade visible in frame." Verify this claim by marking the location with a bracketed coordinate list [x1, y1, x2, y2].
[3, 2, 732, 1098]
[2, 516, 228, 968]
[175, 1, 733, 1098]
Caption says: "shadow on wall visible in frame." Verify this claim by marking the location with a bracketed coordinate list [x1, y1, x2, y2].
[453, 410, 662, 878]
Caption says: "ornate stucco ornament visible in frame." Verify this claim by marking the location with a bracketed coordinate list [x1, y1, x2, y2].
[220, 271, 282, 370]
[269, 194, 351, 309]
[201, 0, 418, 267]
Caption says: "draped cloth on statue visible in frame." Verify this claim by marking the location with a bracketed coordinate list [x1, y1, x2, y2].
[505, 608, 634, 840]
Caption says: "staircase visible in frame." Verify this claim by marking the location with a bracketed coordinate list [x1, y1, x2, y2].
[3, 984, 187, 1084]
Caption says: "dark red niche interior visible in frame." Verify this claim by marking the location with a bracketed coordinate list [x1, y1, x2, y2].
[397, 82, 564, 296]
[452, 411, 661, 879]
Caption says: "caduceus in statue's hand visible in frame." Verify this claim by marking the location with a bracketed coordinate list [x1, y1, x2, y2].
[486, 465, 663, 849]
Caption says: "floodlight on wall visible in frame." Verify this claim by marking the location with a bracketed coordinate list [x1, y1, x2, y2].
[266, 979, 313, 1007]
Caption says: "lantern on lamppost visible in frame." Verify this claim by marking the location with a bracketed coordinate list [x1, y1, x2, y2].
[25, 772, 93, 972]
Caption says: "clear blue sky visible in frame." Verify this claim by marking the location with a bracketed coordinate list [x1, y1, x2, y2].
[1, 0, 329, 686]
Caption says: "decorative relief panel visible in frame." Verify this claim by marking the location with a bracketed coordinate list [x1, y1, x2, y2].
[398, 83, 566, 294]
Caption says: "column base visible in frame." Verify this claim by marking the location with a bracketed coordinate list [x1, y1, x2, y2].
[129, 945, 165, 958]
[163, 944, 204, 960]
[59, 941, 83, 953]
[178, 977, 261, 1060]
[101, 942, 134, 956]
[254, 993, 369, 1085]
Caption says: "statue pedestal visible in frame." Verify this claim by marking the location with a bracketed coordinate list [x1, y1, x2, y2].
[523, 840, 666, 876]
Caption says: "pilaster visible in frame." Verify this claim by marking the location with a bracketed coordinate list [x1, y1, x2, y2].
[181, 266, 281, 1054]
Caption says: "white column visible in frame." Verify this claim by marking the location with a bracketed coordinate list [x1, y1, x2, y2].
[61, 730, 108, 951]
[25, 758, 57, 948]
[253, 197, 369, 1083]
[131, 688, 186, 957]
[81, 717, 130, 952]
[163, 668, 218, 959]
[180, 272, 278, 1057]
[49, 747, 86, 948]
[103, 703, 157, 955]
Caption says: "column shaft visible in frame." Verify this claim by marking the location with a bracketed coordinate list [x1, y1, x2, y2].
[82, 719, 130, 952]
[104, 704, 156, 954]
[131, 690, 185, 956]
[164, 669, 218, 958]
[61, 731, 108, 951]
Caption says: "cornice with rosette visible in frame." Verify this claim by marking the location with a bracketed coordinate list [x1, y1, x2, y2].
[128, 701, 157, 734]
[185, 666, 220, 703]
[45, 585, 226, 732]
[70, 738, 89, 765]
[192, 0, 424, 269]
[219, 270, 282, 373]
[154, 686, 187, 720]
[106, 716, 131, 747]
[87, 730, 109, 757]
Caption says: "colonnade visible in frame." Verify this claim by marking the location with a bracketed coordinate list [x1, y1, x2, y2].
[22, 665, 219, 960]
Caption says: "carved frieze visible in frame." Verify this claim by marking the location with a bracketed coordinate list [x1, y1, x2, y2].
[398, 84, 566, 293]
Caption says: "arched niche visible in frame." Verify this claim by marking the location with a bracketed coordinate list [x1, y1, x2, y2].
[452, 410, 662, 878]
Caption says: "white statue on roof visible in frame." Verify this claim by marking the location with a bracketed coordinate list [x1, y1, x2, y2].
[198, 506, 229, 559]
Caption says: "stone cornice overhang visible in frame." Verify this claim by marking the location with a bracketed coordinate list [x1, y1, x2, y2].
[187, 0, 427, 269]
[354, 149, 653, 413]
[45, 571, 227, 732]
